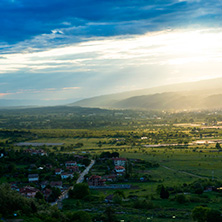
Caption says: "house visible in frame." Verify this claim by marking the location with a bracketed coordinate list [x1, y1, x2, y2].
[40, 181, 49, 189]
[103, 174, 117, 182]
[42, 188, 52, 200]
[140, 177, 145, 182]
[55, 168, 63, 175]
[61, 172, 73, 179]
[24, 149, 47, 156]
[115, 166, 125, 175]
[65, 161, 77, 167]
[88, 175, 106, 186]
[141, 137, 148, 140]
[20, 186, 39, 198]
[66, 166, 79, 173]
[50, 181, 63, 189]
[74, 155, 85, 159]
[31, 149, 47, 156]
[10, 182, 19, 192]
[28, 174, 39, 182]
[30, 164, 37, 169]
[77, 164, 86, 167]
[113, 158, 127, 166]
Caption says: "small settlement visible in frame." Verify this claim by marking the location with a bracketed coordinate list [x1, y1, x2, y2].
[4, 148, 90, 202]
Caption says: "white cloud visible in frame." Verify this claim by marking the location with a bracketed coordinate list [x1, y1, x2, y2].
[1, 27, 222, 87]
[62, 87, 80, 90]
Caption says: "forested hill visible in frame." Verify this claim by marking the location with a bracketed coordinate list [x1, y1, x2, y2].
[71, 77, 222, 110]
[113, 92, 222, 110]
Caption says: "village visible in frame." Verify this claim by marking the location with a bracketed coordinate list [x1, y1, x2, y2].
[1, 138, 222, 221]
[0, 147, 157, 204]
[0, 147, 90, 202]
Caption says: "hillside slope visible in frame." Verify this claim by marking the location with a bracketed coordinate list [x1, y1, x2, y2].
[71, 78, 222, 110]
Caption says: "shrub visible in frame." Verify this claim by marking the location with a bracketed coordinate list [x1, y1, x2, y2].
[69, 183, 90, 199]
[175, 194, 187, 204]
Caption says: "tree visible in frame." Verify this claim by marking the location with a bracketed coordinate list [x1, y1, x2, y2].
[48, 188, 61, 202]
[160, 185, 169, 199]
[195, 187, 204, 195]
[100, 152, 111, 159]
[68, 183, 90, 199]
[192, 206, 209, 222]
[113, 193, 122, 204]
[175, 194, 186, 204]
[67, 211, 91, 222]
[104, 206, 117, 222]
[114, 190, 125, 199]
[74, 143, 84, 148]
[216, 142, 221, 149]
[192, 206, 222, 222]
[0, 183, 37, 217]
[35, 191, 44, 200]
[111, 152, 119, 158]
[82, 158, 91, 166]
[206, 209, 222, 222]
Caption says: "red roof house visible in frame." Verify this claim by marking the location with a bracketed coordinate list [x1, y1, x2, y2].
[88, 175, 106, 186]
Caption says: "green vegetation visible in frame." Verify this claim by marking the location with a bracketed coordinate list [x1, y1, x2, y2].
[1, 107, 222, 221]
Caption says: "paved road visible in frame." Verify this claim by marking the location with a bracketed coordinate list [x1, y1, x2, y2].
[76, 159, 95, 184]
[51, 159, 95, 207]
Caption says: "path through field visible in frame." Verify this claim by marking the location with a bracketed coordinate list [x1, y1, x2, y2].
[161, 165, 208, 179]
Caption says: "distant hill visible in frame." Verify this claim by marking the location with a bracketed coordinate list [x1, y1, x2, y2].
[0, 99, 76, 108]
[71, 78, 222, 110]
[113, 92, 222, 110]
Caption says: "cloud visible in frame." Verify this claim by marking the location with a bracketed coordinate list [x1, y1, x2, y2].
[0, 0, 221, 53]
[1, 27, 222, 102]
[0, 93, 12, 97]
[1, 1, 222, 104]
[62, 87, 80, 90]
[2, 28, 222, 74]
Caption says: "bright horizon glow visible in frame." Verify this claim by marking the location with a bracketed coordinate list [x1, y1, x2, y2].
[1, 27, 222, 102]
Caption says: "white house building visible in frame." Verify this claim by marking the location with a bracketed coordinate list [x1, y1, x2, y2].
[28, 174, 39, 182]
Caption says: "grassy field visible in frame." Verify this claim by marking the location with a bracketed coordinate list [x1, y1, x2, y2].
[25, 135, 222, 182]
[7, 124, 222, 221]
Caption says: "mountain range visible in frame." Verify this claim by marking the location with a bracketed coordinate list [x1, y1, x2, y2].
[71, 78, 222, 110]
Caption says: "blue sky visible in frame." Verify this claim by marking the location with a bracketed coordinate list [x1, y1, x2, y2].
[1, 0, 222, 104]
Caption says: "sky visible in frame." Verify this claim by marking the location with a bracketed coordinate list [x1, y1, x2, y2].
[1, 0, 222, 105]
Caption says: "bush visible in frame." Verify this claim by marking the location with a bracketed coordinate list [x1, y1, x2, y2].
[175, 194, 187, 204]
[67, 211, 92, 222]
[69, 183, 90, 199]
[192, 206, 222, 222]
[160, 185, 169, 199]
[195, 188, 204, 195]
[133, 199, 155, 209]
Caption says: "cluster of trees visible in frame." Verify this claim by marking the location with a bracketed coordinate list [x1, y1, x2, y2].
[3, 106, 222, 131]
[0, 184, 38, 217]
[99, 151, 119, 159]
[68, 184, 90, 200]
[192, 206, 222, 222]
[0, 183, 92, 222]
